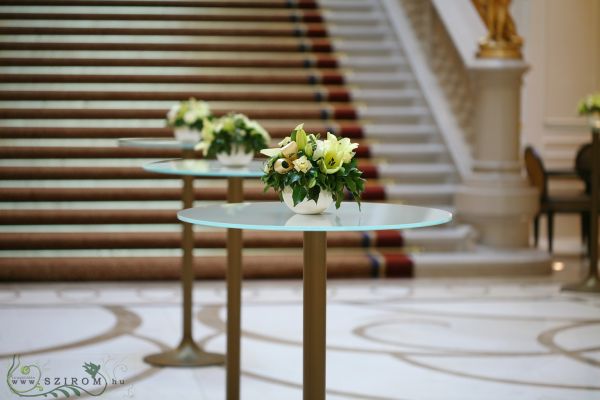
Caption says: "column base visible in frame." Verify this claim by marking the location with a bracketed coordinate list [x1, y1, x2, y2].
[455, 174, 539, 248]
[144, 340, 225, 368]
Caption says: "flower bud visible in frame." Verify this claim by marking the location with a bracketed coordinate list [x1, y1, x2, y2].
[281, 141, 298, 160]
[274, 158, 293, 174]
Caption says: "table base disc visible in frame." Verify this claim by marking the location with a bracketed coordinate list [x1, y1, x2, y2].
[562, 274, 600, 293]
[144, 341, 225, 367]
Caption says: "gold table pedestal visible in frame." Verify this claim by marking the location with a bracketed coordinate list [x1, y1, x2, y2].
[143, 174, 226, 368]
[144, 175, 247, 400]
[303, 231, 327, 400]
[226, 177, 243, 400]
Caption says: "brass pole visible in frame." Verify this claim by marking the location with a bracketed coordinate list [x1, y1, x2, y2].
[303, 231, 327, 400]
[181, 174, 195, 342]
[182, 148, 195, 343]
[227, 177, 244, 400]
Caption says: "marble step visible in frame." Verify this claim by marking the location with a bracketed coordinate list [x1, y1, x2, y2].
[0, 205, 452, 227]
[0, 124, 366, 139]
[369, 143, 447, 160]
[0, 9, 325, 22]
[0, 105, 358, 120]
[413, 248, 551, 277]
[0, 88, 352, 102]
[0, 25, 332, 37]
[0, 162, 454, 182]
[0, 71, 345, 84]
[0, 250, 414, 280]
[386, 183, 455, 203]
[0, 225, 473, 253]
[0, 185, 387, 202]
[0, 1, 320, 9]
[0, 39, 335, 53]
[0, 230, 406, 249]
[0, 142, 448, 163]
[0, 22, 390, 41]
[0, 56, 340, 68]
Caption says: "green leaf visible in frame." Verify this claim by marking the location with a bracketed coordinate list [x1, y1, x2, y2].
[292, 185, 307, 206]
[345, 177, 356, 192]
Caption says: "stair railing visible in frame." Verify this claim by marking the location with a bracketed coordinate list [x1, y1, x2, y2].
[381, 0, 488, 180]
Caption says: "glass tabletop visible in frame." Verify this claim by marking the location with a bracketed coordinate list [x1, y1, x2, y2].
[178, 202, 452, 232]
[118, 137, 196, 150]
[144, 159, 265, 178]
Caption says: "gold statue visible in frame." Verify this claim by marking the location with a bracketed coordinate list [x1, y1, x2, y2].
[473, 0, 523, 59]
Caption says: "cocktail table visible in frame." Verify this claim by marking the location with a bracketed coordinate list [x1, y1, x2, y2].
[178, 202, 452, 400]
[143, 159, 263, 400]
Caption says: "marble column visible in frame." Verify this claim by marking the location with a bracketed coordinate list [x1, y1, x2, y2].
[455, 60, 539, 248]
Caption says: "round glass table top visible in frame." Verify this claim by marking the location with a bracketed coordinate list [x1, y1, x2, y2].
[118, 137, 196, 150]
[144, 159, 264, 178]
[178, 202, 452, 232]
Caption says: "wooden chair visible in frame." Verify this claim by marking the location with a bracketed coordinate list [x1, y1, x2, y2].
[524, 146, 590, 252]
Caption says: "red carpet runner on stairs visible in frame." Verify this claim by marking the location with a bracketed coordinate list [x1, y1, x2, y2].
[0, 0, 413, 280]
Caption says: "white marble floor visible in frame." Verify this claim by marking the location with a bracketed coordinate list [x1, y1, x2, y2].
[1, 277, 599, 400]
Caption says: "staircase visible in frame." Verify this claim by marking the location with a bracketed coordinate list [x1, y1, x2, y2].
[0, 0, 503, 281]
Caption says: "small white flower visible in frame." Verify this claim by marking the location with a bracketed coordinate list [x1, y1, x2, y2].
[194, 102, 210, 118]
[183, 110, 197, 125]
[263, 163, 271, 173]
[293, 155, 312, 173]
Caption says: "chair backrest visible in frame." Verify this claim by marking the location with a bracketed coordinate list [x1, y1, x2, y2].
[575, 143, 592, 194]
[524, 145, 547, 200]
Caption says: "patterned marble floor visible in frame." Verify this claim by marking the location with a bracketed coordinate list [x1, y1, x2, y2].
[1, 277, 599, 400]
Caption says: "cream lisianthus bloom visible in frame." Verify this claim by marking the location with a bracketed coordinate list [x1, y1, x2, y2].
[293, 155, 312, 173]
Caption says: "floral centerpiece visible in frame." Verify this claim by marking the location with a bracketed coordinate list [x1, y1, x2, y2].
[166, 98, 213, 143]
[578, 93, 600, 129]
[196, 112, 270, 167]
[261, 124, 365, 214]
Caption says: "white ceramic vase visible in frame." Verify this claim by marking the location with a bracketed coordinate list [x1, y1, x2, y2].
[282, 187, 333, 214]
[174, 128, 201, 144]
[216, 145, 254, 167]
